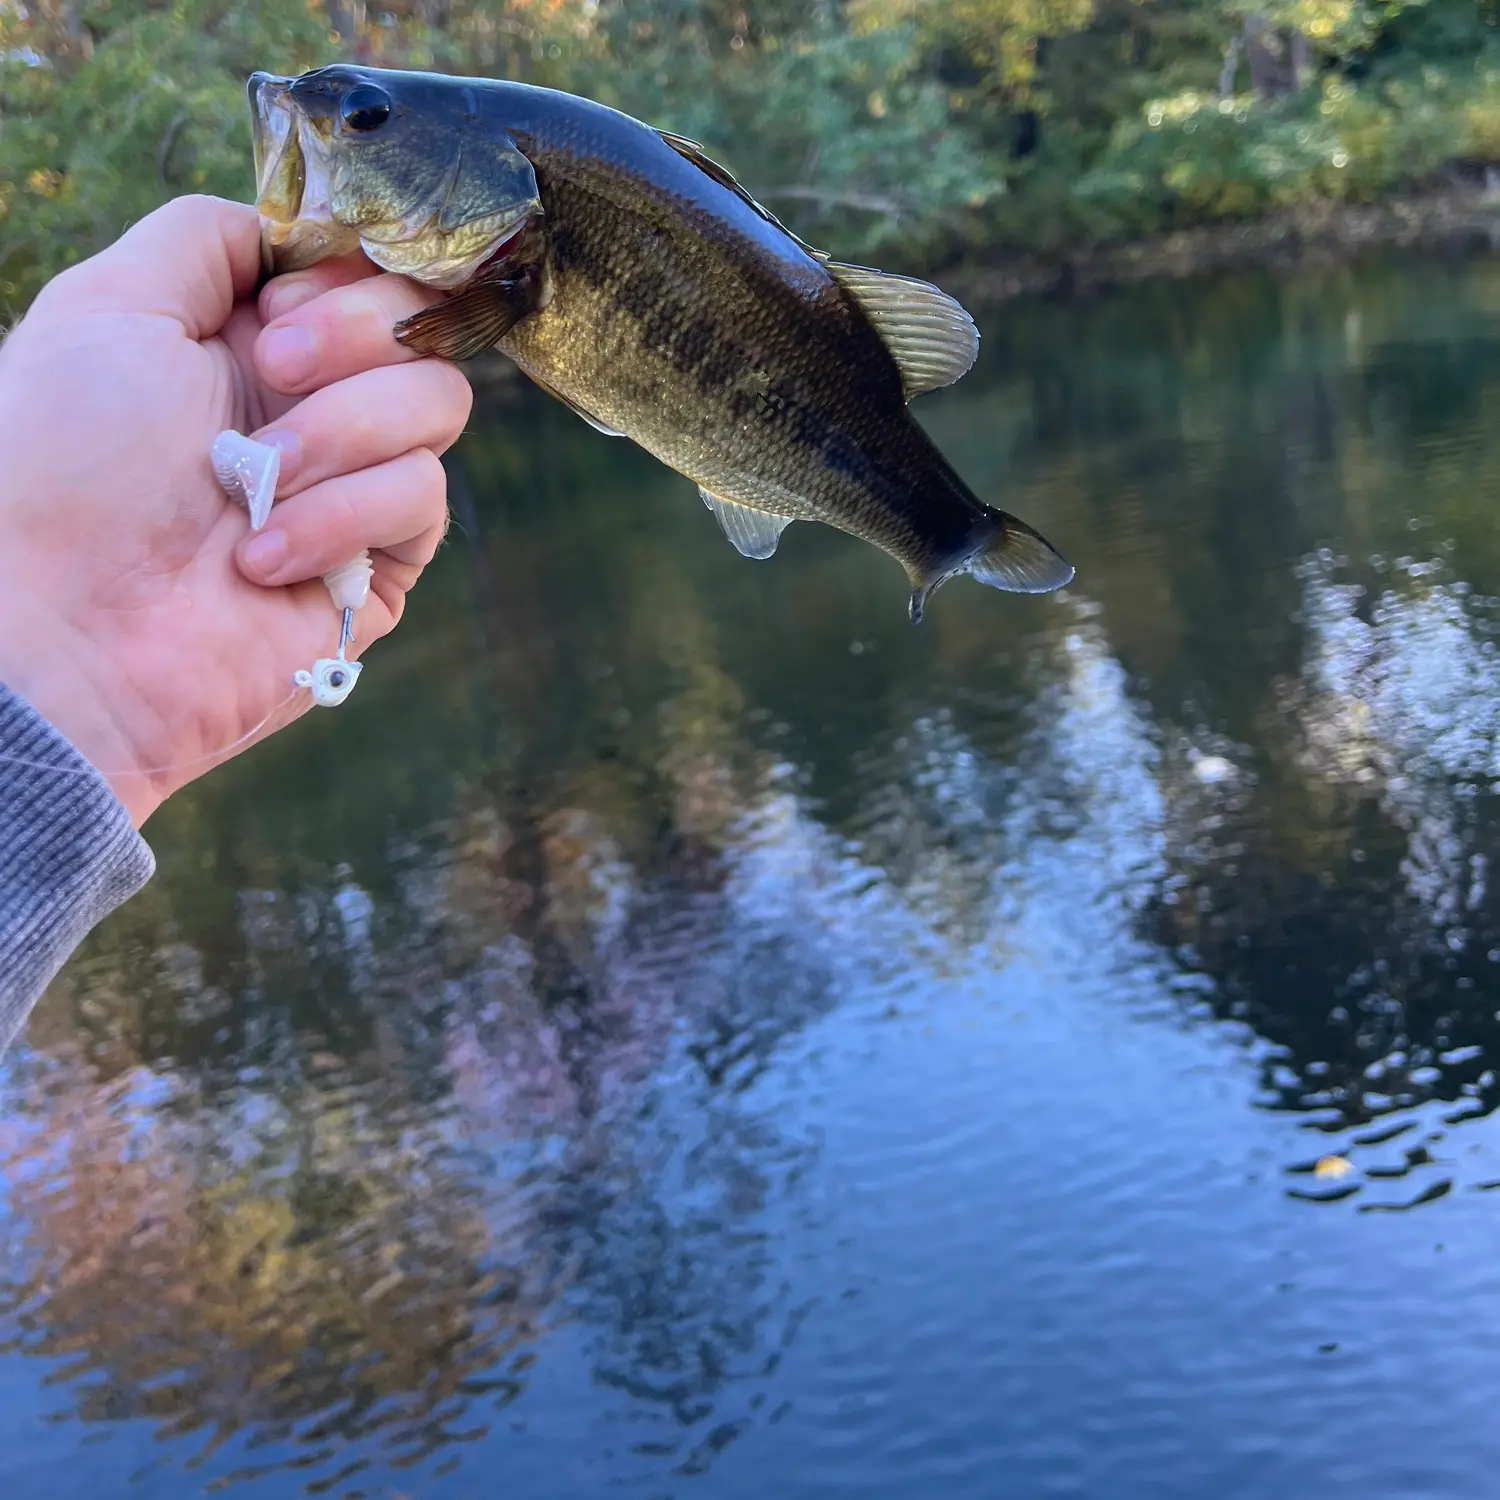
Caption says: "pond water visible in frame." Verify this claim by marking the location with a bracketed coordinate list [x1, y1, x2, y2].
[6, 252, 1500, 1499]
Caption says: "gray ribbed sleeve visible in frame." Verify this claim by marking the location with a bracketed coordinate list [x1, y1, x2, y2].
[0, 684, 155, 1054]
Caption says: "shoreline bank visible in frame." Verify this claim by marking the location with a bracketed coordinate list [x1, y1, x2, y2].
[942, 187, 1500, 305]
[466, 187, 1500, 392]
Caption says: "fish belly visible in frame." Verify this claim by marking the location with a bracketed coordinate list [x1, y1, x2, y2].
[499, 262, 890, 533]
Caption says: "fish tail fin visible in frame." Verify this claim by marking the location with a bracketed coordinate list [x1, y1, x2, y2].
[969, 508, 1074, 594]
[907, 508, 1073, 624]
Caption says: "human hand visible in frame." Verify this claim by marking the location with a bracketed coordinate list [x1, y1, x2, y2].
[0, 194, 472, 827]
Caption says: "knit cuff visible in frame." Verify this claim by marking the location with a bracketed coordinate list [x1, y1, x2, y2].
[0, 683, 155, 1054]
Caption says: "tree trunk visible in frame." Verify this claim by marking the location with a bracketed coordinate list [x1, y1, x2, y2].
[1288, 28, 1309, 91]
[1219, 35, 1243, 98]
[1240, 13, 1308, 100]
[327, 0, 366, 46]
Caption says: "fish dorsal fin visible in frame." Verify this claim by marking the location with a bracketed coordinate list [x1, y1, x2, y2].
[658, 130, 818, 254]
[523, 371, 625, 436]
[821, 259, 980, 400]
[699, 486, 793, 559]
[656, 130, 976, 400]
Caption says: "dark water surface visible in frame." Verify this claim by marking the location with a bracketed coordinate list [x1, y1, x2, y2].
[8, 254, 1500, 1499]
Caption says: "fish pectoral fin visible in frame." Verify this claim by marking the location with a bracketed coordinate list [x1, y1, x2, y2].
[822, 259, 980, 400]
[393, 266, 541, 362]
[523, 372, 625, 437]
[699, 488, 793, 560]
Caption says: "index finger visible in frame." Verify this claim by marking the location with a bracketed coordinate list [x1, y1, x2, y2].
[254, 273, 444, 396]
[33, 195, 262, 341]
[258, 251, 384, 325]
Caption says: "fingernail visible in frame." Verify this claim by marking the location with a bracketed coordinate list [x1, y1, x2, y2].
[261, 323, 318, 387]
[241, 528, 289, 582]
[261, 278, 322, 325]
[250, 427, 301, 485]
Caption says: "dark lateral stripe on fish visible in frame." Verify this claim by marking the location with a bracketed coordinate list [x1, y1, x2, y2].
[249, 64, 1073, 620]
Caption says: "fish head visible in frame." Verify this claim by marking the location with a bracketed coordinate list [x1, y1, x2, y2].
[250, 65, 541, 288]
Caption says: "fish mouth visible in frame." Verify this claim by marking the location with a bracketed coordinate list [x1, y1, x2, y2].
[248, 66, 544, 289]
[249, 71, 360, 274]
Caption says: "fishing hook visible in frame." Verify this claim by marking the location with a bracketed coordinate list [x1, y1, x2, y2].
[211, 429, 371, 708]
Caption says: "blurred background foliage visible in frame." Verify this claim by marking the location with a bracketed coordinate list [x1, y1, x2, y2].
[1, 0, 1498, 307]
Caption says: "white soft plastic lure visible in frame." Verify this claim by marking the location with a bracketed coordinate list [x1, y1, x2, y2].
[211, 430, 370, 708]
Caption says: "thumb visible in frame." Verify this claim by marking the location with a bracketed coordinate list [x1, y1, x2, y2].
[34, 195, 263, 342]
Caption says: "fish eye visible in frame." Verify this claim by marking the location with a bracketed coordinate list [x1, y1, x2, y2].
[340, 85, 392, 133]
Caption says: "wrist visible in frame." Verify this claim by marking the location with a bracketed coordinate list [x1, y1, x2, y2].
[0, 593, 165, 828]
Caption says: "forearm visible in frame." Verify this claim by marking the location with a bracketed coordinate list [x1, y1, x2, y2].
[0, 684, 155, 1054]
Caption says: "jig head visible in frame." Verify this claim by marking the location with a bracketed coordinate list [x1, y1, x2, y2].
[212, 429, 372, 708]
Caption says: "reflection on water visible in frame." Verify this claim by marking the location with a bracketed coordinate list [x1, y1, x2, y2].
[1163, 546, 1500, 1192]
[9, 253, 1500, 1496]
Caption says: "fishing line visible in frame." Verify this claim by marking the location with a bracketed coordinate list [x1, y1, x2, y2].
[0, 431, 372, 786]
[0, 683, 308, 782]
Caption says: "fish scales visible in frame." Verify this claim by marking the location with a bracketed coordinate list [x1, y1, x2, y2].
[501, 134, 954, 558]
[248, 65, 1073, 619]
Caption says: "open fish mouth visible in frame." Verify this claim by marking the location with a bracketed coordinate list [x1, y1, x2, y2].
[247, 68, 541, 286]
[248, 72, 360, 274]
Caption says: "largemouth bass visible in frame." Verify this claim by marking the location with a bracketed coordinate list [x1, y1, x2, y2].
[249, 65, 1072, 621]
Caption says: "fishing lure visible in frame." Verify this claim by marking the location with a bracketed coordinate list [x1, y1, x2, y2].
[211, 430, 370, 708]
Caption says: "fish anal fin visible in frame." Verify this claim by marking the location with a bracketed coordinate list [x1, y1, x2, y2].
[523, 371, 625, 436]
[699, 487, 793, 560]
[824, 260, 980, 400]
[393, 263, 541, 362]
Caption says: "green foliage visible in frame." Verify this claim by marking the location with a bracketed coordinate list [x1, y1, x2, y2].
[670, 21, 1002, 259]
[1078, 91, 1349, 226]
[2, 0, 1499, 310]
[0, 1, 332, 303]
[1078, 61, 1499, 235]
[552, 7, 999, 258]
[853, 0, 1099, 106]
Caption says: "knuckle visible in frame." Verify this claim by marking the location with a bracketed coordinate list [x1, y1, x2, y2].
[26, 271, 75, 320]
[167, 192, 223, 221]
[417, 445, 449, 493]
[259, 272, 321, 325]
[160, 194, 249, 247]
[149, 194, 217, 235]
[407, 448, 450, 512]
[29, 261, 117, 324]
[340, 397, 380, 452]
[378, 282, 446, 338]
[311, 289, 386, 352]
[288, 484, 365, 572]
[371, 576, 406, 626]
[328, 483, 367, 544]
[344, 288, 390, 327]
[414, 362, 474, 442]
[406, 452, 451, 548]
[438, 364, 475, 425]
